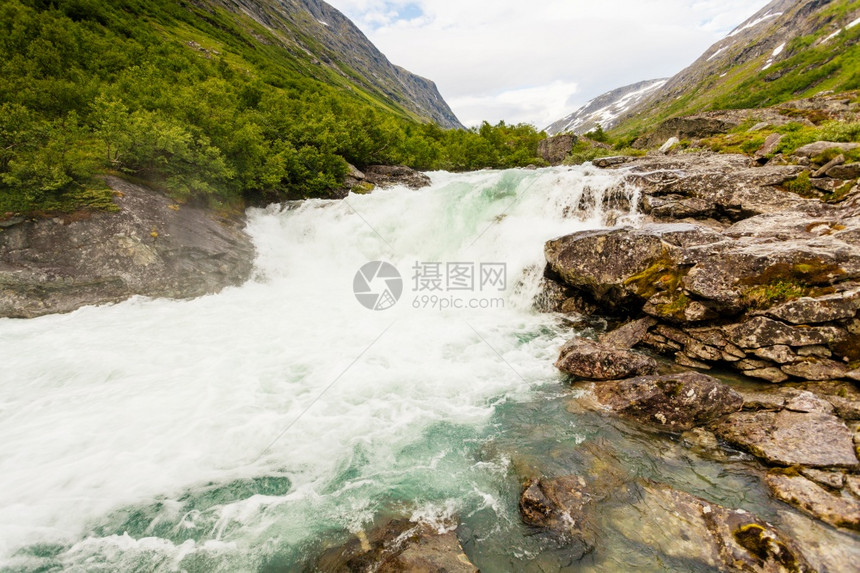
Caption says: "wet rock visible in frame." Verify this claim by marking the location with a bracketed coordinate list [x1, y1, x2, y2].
[712, 411, 859, 468]
[362, 165, 431, 190]
[799, 468, 845, 490]
[608, 481, 812, 572]
[766, 472, 860, 531]
[747, 367, 791, 383]
[598, 317, 657, 349]
[0, 177, 254, 318]
[792, 141, 860, 159]
[538, 134, 577, 165]
[314, 519, 478, 573]
[740, 390, 788, 411]
[519, 476, 595, 558]
[555, 337, 657, 380]
[591, 371, 743, 432]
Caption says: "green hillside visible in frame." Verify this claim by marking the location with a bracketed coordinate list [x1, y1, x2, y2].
[0, 0, 545, 216]
[613, 0, 860, 138]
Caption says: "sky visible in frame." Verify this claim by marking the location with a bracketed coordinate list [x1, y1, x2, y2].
[324, 0, 773, 128]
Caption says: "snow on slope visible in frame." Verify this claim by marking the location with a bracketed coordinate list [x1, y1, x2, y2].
[545, 79, 667, 135]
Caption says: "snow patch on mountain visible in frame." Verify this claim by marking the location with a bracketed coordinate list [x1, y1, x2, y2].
[726, 11, 782, 37]
[545, 79, 667, 135]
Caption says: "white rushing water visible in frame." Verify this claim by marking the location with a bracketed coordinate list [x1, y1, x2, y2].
[0, 166, 637, 571]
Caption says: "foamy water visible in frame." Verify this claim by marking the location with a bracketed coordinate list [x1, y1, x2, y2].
[0, 166, 638, 571]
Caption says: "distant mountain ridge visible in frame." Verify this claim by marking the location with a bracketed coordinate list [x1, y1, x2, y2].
[208, 0, 463, 128]
[546, 0, 859, 137]
[612, 0, 860, 134]
[544, 79, 667, 135]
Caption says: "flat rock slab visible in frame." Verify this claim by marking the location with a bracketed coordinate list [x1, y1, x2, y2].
[766, 472, 860, 531]
[592, 371, 743, 431]
[608, 482, 812, 572]
[713, 411, 859, 468]
[555, 337, 657, 380]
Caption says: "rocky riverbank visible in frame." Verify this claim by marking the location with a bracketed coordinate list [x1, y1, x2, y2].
[529, 145, 860, 570]
[0, 177, 255, 318]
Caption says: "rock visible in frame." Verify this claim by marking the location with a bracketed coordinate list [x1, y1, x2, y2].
[592, 155, 632, 168]
[519, 476, 595, 543]
[599, 317, 657, 349]
[739, 390, 787, 411]
[765, 289, 860, 325]
[538, 134, 577, 165]
[314, 519, 478, 573]
[785, 391, 835, 414]
[826, 162, 860, 179]
[658, 137, 679, 154]
[793, 141, 860, 159]
[634, 116, 742, 148]
[797, 345, 832, 358]
[591, 371, 743, 431]
[778, 510, 860, 573]
[533, 276, 572, 312]
[755, 133, 784, 160]
[781, 358, 849, 381]
[747, 367, 791, 383]
[725, 317, 844, 349]
[0, 177, 254, 318]
[827, 395, 860, 420]
[608, 481, 812, 572]
[674, 352, 712, 369]
[362, 165, 431, 190]
[813, 153, 845, 178]
[799, 468, 845, 490]
[712, 411, 859, 468]
[753, 345, 796, 364]
[766, 472, 860, 531]
[748, 121, 771, 133]
[555, 337, 657, 380]
[848, 475, 860, 500]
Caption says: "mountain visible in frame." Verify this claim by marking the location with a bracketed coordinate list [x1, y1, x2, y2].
[544, 79, 667, 136]
[207, 0, 462, 128]
[602, 0, 859, 137]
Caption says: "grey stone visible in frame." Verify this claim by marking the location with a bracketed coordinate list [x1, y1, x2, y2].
[766, 472, 860, 531]
[793, 141, 860, 158]
[555, 337, 658, 380]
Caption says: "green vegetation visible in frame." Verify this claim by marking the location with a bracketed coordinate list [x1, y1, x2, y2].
[611, 0, 860, 140]
[0, 0, 546, 216]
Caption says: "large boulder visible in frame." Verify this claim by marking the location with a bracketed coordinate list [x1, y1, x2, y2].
[555, 337, 657, 380]
[0, 176, 254, 318]
[361, 165, 431, 189]
[589, 371, 743, 431]
[538, 134, 577, 165]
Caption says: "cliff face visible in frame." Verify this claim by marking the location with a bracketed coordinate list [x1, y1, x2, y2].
[207, 0, 463, 128]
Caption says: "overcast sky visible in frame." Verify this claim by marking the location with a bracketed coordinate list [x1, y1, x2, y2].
[325, 0, 772, 128]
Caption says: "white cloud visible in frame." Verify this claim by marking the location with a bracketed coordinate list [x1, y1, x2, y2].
[326, 0, 772, 127]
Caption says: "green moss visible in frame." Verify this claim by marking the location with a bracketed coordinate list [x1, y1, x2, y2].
[743, 280, 809, 309]
[782, 172, 815, 197]
[351, 182, 375, 195]
[741, 259, 845, 308]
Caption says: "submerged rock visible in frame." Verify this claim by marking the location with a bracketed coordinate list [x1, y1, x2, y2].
[608, 481, 812, 572]
[555, 337, 657, 380]
[589, 371, 743, 431]
[519, 475, 596, 557]
[314, 519, 478, 573]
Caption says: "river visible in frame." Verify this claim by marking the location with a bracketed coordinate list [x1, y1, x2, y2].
[0, 167, 807, 571]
